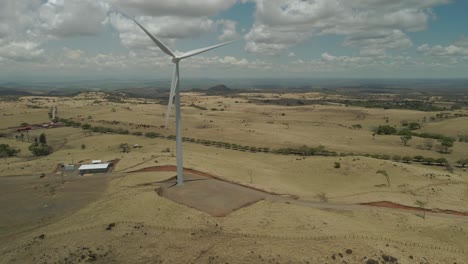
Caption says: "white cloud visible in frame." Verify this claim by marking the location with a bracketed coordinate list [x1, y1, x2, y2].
[219, 56, 248, 66]
[244, 0, 449, 55]
[38, 0, 108, 38]
[109, 0, 237, 17]
[0, 0, 108, 62]
[245, 23, 311, 54]
[109, 13, 216, 50]
[63, 47, 83, 60]
[218, 20, 240, 41]
[417, 39, 468, 57]
[343, 30, 413, 56]
[0, 41, 44, 61]
[321, 52, 372, 64]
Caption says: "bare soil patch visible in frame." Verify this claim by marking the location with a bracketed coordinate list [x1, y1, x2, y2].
[154, 172, 267, 217]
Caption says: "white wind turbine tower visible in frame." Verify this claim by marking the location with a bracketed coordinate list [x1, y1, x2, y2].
[127, 15, 234, 186]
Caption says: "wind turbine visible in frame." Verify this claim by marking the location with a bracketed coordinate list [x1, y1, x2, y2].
[127, 15, 234, 186]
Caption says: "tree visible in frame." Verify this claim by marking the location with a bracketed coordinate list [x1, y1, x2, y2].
[438, 137, 454, 153]
[376, 170, 390, 187]
[82, 124, 92, 130]
[400, 134, 412, 146]
[422, 157, 435, 165]
[423, 139, 433, 150]
[0, 144, 20, 158]
[457, 159, 468, 168]
[374, 125, 397, 135]
[402, 156, 412, 163]
[39, 133, 47, 146]
[408, 122, 421, 130]
[119, 143, 130, 153]
[145, 132, 160, 138]
[415, 200, 428, 219]
[29, 144, 52, 156]
[435, 158, 448, 165]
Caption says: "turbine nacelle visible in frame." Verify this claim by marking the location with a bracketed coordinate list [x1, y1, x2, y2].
[172, 57, 180, 64]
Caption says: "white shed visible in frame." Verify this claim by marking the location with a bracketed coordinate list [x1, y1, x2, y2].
[78, 163, 111, 175]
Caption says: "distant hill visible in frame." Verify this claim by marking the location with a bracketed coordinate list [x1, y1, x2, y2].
[204, 84, 240, 95]
[0, 87, 33, 96]
[116, 87, 169, 99]
[208, 84, 231, 92]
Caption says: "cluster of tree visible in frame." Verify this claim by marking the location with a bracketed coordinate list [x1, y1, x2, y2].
[274, 145, 337, 156]
[374, 125, 455, 152]
[0, 144, 20, 158]
[29, 133, 52, 156]
[104, 93, 127, 103]
[400, 121, 421, 130]
[458, 135, 468, 143]
[60, 118, 82, 128]
[456, 159, 468, 168]
[85, 124, 129, 135]
[374, 125, 397, 135]
[59, 117, 462, 169]
[340, 99, 444, 111]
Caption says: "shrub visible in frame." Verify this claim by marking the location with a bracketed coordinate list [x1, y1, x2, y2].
[145, 132, 160, 138]
[0, 144, 20, 158]
[422, 157, 435, 164]
[29, 145, 52, 156]
[162, 148, 170, 153]
[334, 162, 341, 168]
[435, 158, 448, 165]
[457, 159, 468, 168]
[132, 131, 143, 136]
[81, 124, 92, 130]
[438, 137, 454, 153]
[402, 156, 412, 163]
[374, 125, 397, 135]
[119, 143, 130, 153]
[115, 128, 129, 135]
[408, 122, 421, 130]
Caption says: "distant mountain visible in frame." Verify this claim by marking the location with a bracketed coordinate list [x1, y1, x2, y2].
[116, 87, 168, 99]
[204, 84, 241, 96]
[0, 87, 33, 96]
[208, 84, 231, 92]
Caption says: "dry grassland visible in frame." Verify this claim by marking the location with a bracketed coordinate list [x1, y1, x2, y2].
[0, 91, 467, 263]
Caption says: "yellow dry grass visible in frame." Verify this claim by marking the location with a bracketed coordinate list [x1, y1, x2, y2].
[1, 91, 467, 263]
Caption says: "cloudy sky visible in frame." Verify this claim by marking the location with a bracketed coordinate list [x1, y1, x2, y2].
[1, 0, 467, 81]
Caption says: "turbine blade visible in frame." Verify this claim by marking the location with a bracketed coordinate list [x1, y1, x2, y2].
[127, 16, 176, 58]
[178, 40, 235, 60]
[165, 64, 178, 128]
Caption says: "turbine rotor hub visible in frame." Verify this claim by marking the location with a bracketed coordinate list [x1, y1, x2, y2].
[172, 58, 180, 63]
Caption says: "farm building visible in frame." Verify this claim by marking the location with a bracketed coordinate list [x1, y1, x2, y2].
[78, 163, 111, 175]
